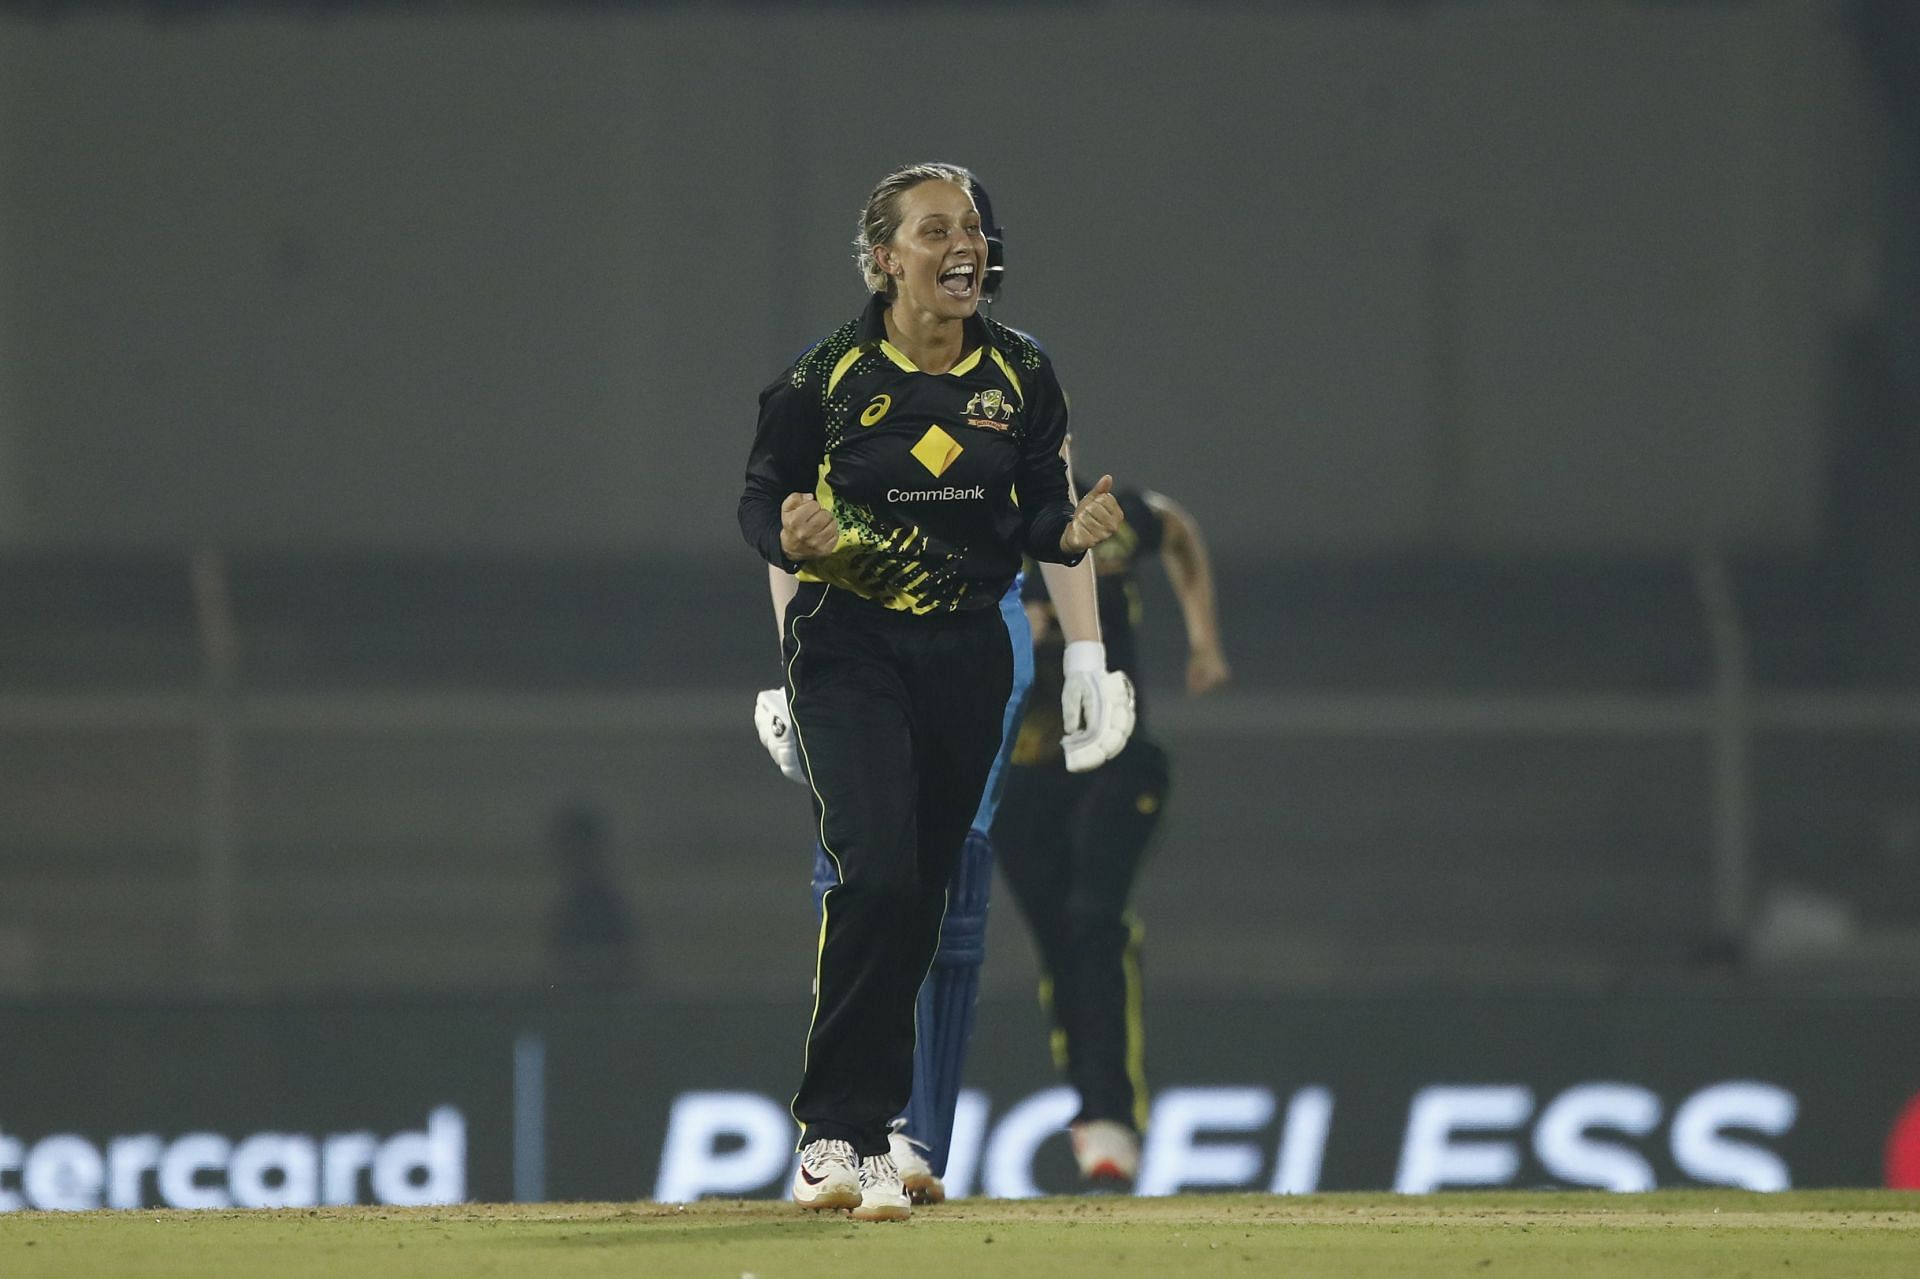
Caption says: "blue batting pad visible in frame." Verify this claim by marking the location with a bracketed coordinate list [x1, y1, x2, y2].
[810, 841, 835, 919]
[907, 823, 993, 1175]
[971, 577, 1035, 831]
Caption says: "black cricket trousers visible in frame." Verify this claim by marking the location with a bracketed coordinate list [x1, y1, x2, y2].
[993, 734, 1170, 1133]
[783, 582, 1014, 1156]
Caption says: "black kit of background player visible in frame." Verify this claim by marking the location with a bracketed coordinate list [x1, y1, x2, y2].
[994, 473, 1229, 1182]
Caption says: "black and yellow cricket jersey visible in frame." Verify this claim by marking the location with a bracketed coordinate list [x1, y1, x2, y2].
[739, 294, 1084, 614]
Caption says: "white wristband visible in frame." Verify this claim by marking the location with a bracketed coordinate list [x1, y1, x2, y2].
[1064, 640, 1107, 675]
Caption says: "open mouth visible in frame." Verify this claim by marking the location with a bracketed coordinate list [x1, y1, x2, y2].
[938, 262, 976, 299]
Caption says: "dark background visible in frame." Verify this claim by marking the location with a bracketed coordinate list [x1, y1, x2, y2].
[1, 0, 1918, 1200]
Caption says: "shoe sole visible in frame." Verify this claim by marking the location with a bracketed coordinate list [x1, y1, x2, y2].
[793, 1189, 861, 1211]
[850, 1200, 910, 1222]
[902, 1174, 945, 1205]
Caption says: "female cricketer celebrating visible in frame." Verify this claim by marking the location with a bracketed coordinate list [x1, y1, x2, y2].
[753, 172, 1126, 1208]
[739, 163, 1130, 1220]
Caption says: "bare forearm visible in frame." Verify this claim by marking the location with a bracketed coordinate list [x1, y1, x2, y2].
[1037, 557, 1102, 645]
[1165, 534, 1220, 651]
[1149, 493, 1230, 695]
[1148, 496, 1217, 645]
[767, 565, 799, 650]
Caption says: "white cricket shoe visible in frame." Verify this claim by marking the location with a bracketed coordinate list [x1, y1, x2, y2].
[1071, 1119, 1141, 1185]
[791, 1138, 861, 1211]
[887, 1120, 946, 1205]
[850, 1153, 911, 1222]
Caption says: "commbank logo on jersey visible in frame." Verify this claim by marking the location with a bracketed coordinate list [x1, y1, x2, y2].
[910, 426, 964, 477]
[964, 388, 1014, 432]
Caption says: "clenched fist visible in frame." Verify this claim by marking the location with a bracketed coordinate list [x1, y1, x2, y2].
[1061, 474, 1125, 554]
[780, 491, 840, 561]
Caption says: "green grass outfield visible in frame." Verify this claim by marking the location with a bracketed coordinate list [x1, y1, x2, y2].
[3, 1191, 1917, 1279]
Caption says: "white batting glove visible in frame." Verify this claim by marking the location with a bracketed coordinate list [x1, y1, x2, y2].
[1060, 641, 1136, 773]
[753, 688, 808, 785]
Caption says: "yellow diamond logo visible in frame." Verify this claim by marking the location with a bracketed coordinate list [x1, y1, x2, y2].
[910, 425, 964, 477]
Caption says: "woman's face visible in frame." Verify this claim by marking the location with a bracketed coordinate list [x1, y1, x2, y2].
[878, 179, 989, 321]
